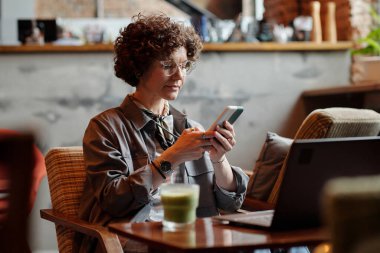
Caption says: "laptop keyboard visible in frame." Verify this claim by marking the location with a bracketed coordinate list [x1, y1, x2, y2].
[214, 210, 274, 227]
[230, 213, 273, 226]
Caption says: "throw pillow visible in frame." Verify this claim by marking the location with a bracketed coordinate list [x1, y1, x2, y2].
[246, 132, 293, 201]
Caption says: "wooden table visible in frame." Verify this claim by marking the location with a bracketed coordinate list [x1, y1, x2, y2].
[302, 83, 380, 114]
[108, 218, 328, 252]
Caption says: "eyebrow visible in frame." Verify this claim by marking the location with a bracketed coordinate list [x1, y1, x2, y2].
[161, 59, 189, 63]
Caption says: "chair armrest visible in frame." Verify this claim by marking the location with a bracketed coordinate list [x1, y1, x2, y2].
[241, 197, 275, 211]
[40, 209, 123, 253]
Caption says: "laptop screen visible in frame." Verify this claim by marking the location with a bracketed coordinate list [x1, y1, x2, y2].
[272, 136, 380, 230]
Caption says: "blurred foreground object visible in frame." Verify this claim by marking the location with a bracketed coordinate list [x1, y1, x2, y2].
[323, 175, 380, 253]
[0, 129, 46, 213]
[0, 133, 35, 253]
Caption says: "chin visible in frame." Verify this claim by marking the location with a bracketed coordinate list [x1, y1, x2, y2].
[165, 93, 179, 101]
[162, 86, 181, 100]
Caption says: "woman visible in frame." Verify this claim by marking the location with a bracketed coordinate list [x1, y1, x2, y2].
[76, 13, 248, 252]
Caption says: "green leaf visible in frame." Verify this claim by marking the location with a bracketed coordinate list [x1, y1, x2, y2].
[366, 27, 380, 41]
[365, 38, 380, 55]
[351, 47, 375, 56]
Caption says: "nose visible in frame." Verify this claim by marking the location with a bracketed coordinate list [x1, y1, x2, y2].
[171, 65, 186, 79]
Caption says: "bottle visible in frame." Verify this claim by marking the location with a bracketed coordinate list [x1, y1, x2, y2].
[311, 1, 322, 43]
[325, 2, 337, 43]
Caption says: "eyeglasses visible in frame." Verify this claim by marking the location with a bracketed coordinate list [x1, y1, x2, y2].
[159, 60, 195, 76]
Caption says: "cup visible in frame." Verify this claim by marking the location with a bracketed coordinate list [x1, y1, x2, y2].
[160, 183, 200, 231]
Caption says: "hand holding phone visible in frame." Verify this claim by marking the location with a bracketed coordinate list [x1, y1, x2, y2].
[208, 106, 244, 131]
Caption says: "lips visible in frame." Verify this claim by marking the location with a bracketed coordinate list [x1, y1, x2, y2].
[165, 84, 181, 90]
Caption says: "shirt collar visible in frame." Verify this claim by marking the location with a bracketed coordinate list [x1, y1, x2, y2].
[119, 94, 187, 132]
[131, 96, 170, 119]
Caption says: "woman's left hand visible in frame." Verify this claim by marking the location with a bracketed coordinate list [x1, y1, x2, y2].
[208, 121, 236, 162]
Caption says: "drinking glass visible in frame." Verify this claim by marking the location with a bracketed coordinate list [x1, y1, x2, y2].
[160, 183, 199, 231]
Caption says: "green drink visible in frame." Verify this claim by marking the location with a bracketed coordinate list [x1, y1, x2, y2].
[160, 184, 199, 231]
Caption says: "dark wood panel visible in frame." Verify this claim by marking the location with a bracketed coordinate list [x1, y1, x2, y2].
[302, 84, 380, 114]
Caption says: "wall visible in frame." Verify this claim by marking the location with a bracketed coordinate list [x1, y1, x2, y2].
[0, 0, 34, 44]
[0, 49, 351, 252]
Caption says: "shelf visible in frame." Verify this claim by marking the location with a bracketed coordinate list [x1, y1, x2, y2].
[202, 41, 353, 52]
[0, 44, 113, 53]
[0, 41, 353, 54]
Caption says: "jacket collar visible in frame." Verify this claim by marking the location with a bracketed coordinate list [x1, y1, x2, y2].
[119, 94, 188, 133]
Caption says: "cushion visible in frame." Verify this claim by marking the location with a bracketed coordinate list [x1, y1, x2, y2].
[294, 108, 380, 139]
[246, 132, 293, 201]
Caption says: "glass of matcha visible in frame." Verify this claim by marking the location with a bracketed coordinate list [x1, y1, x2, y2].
[160, 183, 200, 231]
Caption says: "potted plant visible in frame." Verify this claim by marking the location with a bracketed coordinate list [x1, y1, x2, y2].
[351, 8, 380, 84]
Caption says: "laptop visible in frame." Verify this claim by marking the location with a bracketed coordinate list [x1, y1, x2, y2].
[214, 136, 380, 230]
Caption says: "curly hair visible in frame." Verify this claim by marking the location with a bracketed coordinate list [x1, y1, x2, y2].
[114, 13, 203, 87]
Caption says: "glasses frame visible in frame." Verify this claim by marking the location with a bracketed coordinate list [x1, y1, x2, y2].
[159, 60, 195, 76]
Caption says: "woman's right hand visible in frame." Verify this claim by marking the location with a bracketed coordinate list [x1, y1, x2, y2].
[159, 127, 213, 167]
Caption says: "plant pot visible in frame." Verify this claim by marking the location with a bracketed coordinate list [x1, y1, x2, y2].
[351, 55, 380, 85]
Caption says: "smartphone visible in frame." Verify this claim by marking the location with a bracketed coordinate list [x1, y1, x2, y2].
[208, 106, 244, 131]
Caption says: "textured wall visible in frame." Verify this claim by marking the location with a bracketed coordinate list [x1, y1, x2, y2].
[0, 50, 350, 251]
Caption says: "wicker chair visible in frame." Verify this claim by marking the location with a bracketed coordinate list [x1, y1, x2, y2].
[40, 147, 123, 253]
[243, 107, 380, 211]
